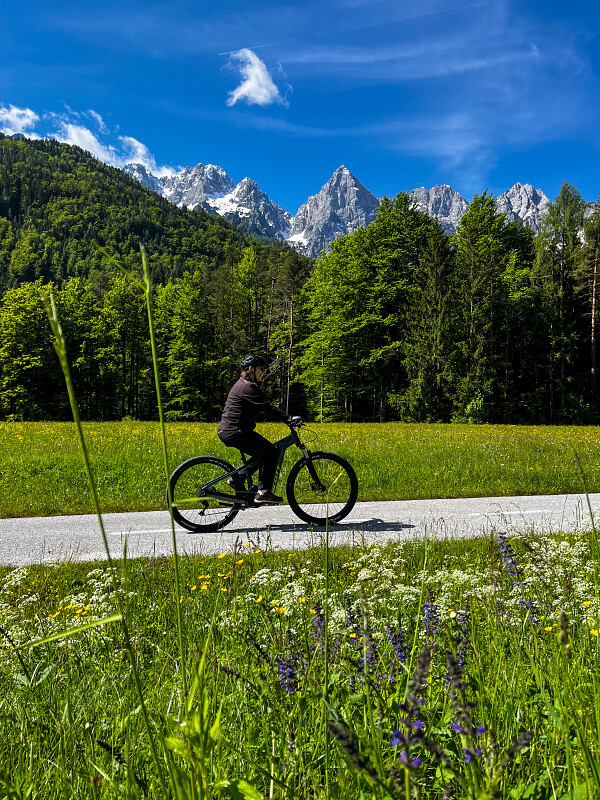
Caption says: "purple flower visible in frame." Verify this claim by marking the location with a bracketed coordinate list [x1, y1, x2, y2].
[463, 748, 483, 763]
[277, 654, 304, 694]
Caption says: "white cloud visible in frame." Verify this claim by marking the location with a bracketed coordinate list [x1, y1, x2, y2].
[226, 48, 288, 107]
[118, 135, 175, 177]
[86, 109, 109, 134]
[48, 118, 175, 177]
[0, 103, 40, 136]
[54, 122, 119, 163]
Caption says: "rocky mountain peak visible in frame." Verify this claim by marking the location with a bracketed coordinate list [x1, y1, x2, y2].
[409, 185, 468, 233]
[123, 158, 556, 258]
[123, 163, 162, 193]
[160, 163, 235, 209]
[288, 166, 379, 257]
[494, 183, 550, 229]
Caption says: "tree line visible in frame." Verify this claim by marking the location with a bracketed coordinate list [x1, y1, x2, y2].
[2, 182, 599, 424]
[1, 134, 600, 424]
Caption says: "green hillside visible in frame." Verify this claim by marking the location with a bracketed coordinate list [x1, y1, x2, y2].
[0, 133, 266, 288]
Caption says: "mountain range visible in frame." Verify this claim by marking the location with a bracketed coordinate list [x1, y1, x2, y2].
[124, 162, 552, 259]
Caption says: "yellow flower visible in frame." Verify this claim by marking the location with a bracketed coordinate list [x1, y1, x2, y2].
[582, 601, 593, 608]
[220, 588, 227, 593]
[235, 559, 244, 565]
[218, 553, 228, 559]
[299, 597, 307, 604]
[198, 575, 211, 579]
[255, 595, 263, 603]
[191, 585, 197, 591]
[544, 626, 554, 632]
[243, 543, 251, 547]
[201, 583, 209, 591]
[591, 629, 599, 637]
[276, 606, 286, 614]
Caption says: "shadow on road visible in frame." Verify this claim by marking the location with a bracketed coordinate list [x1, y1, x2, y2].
[226, 518, 415, 535]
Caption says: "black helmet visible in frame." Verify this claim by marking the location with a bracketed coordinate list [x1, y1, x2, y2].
[241, 354, 268, 370]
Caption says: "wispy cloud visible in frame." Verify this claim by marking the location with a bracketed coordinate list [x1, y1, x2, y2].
[86, 109, 108, 134]
[225, 49, 289, 107]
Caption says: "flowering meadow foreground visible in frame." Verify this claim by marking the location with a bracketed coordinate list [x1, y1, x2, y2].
[0, 529, 599, 799]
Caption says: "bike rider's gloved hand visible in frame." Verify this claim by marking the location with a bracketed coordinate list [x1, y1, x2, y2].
[289, 415, 303, 427]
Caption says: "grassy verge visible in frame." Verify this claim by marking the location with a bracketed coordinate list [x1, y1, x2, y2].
[1, 533, 599, 798]
[2, 421, 600, 517]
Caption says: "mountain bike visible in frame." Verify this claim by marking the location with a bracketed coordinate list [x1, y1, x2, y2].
[166, 418, 358, 533]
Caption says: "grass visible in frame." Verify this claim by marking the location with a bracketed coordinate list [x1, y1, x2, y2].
[2, 420, 600, 518]
[2, 252, 597, 799]
[1, 532, 599, 798]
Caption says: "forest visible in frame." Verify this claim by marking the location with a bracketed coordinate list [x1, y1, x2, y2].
[1, 133, 599, 424]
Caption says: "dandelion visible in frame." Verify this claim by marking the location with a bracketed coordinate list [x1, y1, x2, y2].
[591, 630, 599, 637]
[218, 553, 228, 559]
[255, 595, 263, 603]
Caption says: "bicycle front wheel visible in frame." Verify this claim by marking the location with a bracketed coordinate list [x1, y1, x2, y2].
[286, 451, 358, 525]
[167, 456, 242, 533]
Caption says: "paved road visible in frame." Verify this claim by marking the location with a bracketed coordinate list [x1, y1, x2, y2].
[1, 492, 599, 566]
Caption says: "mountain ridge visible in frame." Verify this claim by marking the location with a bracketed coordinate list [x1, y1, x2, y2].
[124, 160, 554, 259]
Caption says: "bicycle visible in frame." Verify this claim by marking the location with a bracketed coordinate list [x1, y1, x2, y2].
[166, 418, 358, 533]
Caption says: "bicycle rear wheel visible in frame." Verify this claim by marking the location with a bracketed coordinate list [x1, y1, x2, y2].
[286, 451, 358, 525]
[167, 456, 243, 533]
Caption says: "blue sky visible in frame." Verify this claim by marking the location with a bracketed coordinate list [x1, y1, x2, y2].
[1, 0, 599, 213]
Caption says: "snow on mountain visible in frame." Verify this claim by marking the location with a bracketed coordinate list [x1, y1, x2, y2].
[212, 178, 292, 241]
[288, 166, 379, 258]
[123, 160, 557, 257]
[123, 163, 162, 194]
[159, 163, 234, 211]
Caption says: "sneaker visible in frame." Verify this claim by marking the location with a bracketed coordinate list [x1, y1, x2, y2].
[254, 489, 283, 505]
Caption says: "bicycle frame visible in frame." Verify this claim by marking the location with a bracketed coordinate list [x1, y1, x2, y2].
[197, 425, 313, 509]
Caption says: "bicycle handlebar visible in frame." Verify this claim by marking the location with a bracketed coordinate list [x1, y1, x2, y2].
[288, 415, 304, 429]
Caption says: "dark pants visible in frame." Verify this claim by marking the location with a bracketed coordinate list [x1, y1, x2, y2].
[217, 429, 278, 491]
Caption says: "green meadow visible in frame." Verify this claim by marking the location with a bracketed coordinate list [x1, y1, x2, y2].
[1, 532, 599, 798]
[2, 420, 600, 518]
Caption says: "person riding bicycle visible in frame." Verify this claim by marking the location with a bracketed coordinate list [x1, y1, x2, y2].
[217, 355, 300, 505]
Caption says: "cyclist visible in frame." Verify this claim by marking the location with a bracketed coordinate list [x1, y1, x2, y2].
[217, 355, 300, 504]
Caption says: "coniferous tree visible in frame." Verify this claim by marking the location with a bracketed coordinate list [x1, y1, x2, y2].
[535, 182, 586, 420]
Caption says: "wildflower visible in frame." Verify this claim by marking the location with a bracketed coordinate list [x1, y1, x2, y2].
[310, 604, 325, 640]
[390, 648, 434, 773]
[446, 649, 485, 763]
[582, 601, 592, 608]
[255, 595, 263, 603]
[327, 722, 379, 782]
[277, 653, 304, 694]
[218, 553, 228, 559]
[497, 532, 521, 582]
[590, 630, 599, 637]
